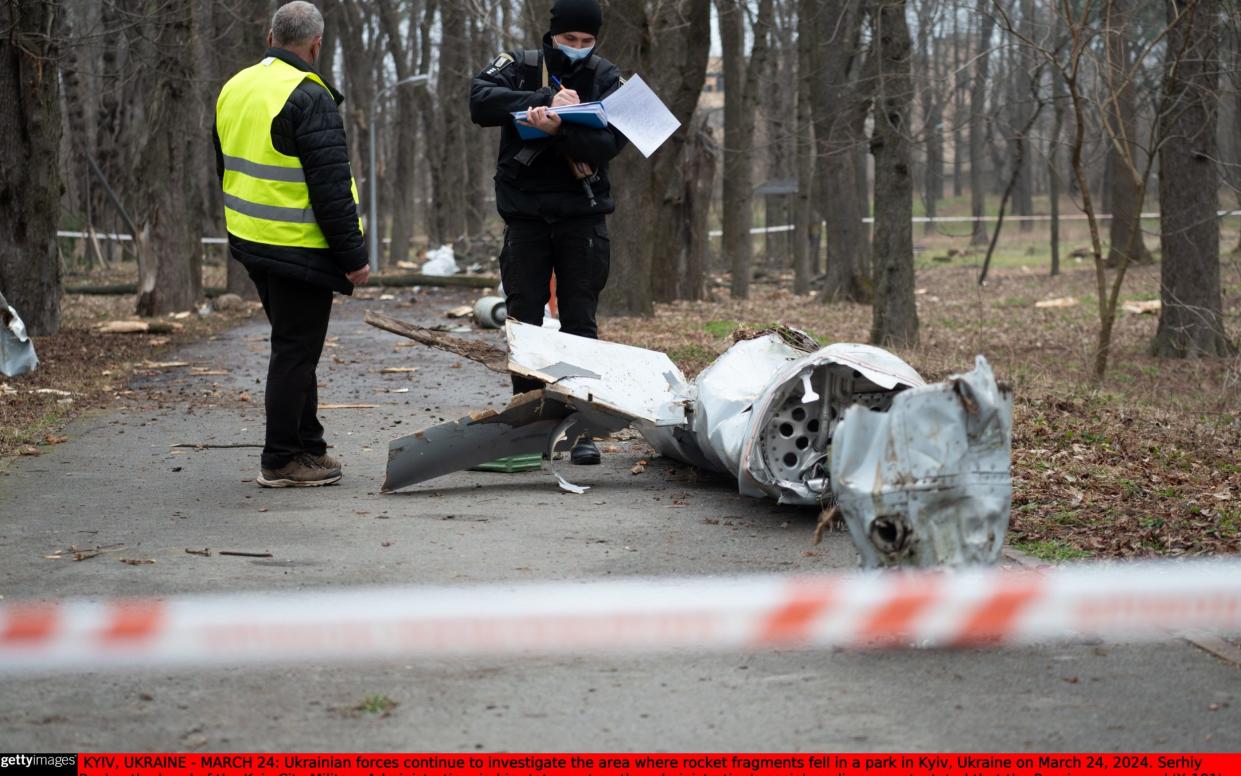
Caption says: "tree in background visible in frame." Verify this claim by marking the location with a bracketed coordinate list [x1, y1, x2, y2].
[602, 0, 712, 316]
[968, 0, 995, 247]
[815, 0, 871, 303]
[134, 2, 204, 316]
[717, 0, 773, 300]
[1153, 0, 1233, 358]
[792, 0, 816, 294]
[868, 0, 918, 347]
[1103, 0, 1154, 268]
[0, 0, 64, 335]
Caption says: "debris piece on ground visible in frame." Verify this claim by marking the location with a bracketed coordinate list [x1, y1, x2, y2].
[44, 435, 69, 445]
[318, 403, 378, 410]
[212, 293, 247, 312]
[45, 543, 126, 562]
[1, 292, 39, 377]
[171, 443, 263, 449]
[379, 367, 418, 374]
[141, 361, 191, 369]
[95, 320, 182, 334]
[369, 316, 1013, 569]
[1035, 297, 1078, 309]
[831, 356, 1012, 568]
[218, 551, 274, 558]
[445, 305, 474, 319]
[119, 559, 156, 566]
[185, 548, 212, 557]
[190, 369, 231, 376]
[421, 244, 458, 276]
[1122, 299, 1162, 315]
[365, 310, 508, 373]
[474, 296, 507, 329]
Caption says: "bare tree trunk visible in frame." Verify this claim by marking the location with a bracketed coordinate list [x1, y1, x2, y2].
[1014, 0, 1036, 230]
[602, 0, 711, 315]
[681, 115, 717, 302]
[1049, 59, 1066, 277]
[59, 4, 96, 231]
[1153, 0, 1231, 358]
[0, 0, 64, 336]
[521, 0, 552, 43]
[717, 0, 773, 300]
[135, 3, 203, 316]
[793, 0, 815, 294]
[816, 0, 871, 303]
[213, 0, 269, 299]
[377, 0, 424, 265]
[1104, 0, 1154, 267]
[952, 6, 964, 198]
[869, 0, 918, 347]
[915, 0, 940, 237]
[969, 1, 995, 246]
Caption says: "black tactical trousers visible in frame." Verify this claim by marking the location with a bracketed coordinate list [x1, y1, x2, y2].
[248, 269, 333, 470]
[499, 216, 611, 394]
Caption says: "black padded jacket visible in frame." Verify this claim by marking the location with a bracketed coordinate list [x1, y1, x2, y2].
[213, 48, 367, 295]
[469, 35, 628, 222]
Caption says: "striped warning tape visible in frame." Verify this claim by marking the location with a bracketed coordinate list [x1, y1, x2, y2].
[2, 560, 1239, 673]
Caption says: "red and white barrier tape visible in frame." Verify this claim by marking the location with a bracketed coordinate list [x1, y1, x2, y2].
[2, 560, 1240, 673]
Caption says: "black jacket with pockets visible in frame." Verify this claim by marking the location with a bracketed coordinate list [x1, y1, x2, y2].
[214, 48, 367, 295]
[469, 38, 628, 222]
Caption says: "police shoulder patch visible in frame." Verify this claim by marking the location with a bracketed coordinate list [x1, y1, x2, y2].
[485, 52, 514, 76]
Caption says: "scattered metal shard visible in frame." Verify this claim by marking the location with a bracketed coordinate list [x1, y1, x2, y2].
[0, 292, 38, 378]
[830, 356, 1013, 568]
[367, 314, 1013, 567]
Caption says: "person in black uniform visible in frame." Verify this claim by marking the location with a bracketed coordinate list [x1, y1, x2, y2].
[469, 0, 627, 466]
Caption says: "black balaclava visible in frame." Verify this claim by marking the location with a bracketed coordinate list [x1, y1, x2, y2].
[549, 0, 602, 37]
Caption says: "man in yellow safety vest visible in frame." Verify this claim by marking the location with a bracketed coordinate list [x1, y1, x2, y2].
[213, 1, 367, 488]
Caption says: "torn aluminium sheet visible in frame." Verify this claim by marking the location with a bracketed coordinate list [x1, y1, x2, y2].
[0, 292, 38, 378]
[367, 313, 1013, 568]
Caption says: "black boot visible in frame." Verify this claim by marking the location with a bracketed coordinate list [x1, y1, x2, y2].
[570, 436, 601, 465]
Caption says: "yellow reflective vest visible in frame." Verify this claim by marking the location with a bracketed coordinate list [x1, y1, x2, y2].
[215, 56, 361, 249]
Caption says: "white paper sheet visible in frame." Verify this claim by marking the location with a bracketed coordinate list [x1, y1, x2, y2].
[600, 74, 681, 158]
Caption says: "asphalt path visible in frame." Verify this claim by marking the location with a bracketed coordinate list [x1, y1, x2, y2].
[1, 288, 1237, 751]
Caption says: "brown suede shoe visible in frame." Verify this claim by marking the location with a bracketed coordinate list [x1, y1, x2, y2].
[258, 455, 342, 488]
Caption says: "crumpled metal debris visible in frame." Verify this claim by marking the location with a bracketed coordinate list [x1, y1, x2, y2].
[367, 313, 1012, 568]
[642, 329, 926, 506]
[830, 356, 1013, 568]
[0, 292, 39, 378]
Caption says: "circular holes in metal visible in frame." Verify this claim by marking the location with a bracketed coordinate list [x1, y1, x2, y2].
[760, 390, 826, 483]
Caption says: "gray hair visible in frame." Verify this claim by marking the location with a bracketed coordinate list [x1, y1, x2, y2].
[271, 2, 324, 48]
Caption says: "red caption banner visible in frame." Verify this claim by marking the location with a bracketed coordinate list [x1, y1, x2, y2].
[60, 753, 1237, 776]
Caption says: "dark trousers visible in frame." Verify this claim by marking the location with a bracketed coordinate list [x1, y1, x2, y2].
[248, 269, 334, 469]
[499, 217, 610, 394]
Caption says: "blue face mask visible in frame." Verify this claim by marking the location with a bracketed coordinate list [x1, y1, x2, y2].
[557, 43, 594, 62]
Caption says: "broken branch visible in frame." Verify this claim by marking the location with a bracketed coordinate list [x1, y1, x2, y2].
[364, 310, 509, 374]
